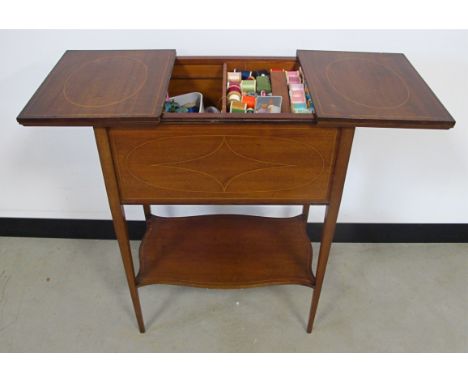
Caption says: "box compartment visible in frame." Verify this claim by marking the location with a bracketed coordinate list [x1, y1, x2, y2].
[162, 57, 316, 122]
[168, 60, 225, 112]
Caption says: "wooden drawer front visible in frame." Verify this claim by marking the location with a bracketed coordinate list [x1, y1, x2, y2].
[109, 124, 338, 203]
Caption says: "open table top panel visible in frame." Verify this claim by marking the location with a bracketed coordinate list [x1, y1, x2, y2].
[298, 50, 455, 129]
[17, 50, 176, 126]
[17, 49, 455, 129]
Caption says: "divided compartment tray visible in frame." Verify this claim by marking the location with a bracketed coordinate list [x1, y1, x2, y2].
[161, 57, 316, 122]
[136, 214, 315, 289]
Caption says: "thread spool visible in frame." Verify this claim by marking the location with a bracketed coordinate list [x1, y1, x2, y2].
[228, 91, 241, 103]
[227, 72, 242, 83]
[242, 95, 256, 109]
[230, 100, 247, 113]
[285, 70, 301, 84]
[256, 75, 271, 94]
[227, 83, 241, 93]
[241, 71, 251, 80]
[241, 80, 256, 94]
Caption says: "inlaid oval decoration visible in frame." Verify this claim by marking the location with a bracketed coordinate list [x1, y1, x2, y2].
[125, 135, 325, 194]
[63, 56, 148, 108]
[326, 58, 410, 109]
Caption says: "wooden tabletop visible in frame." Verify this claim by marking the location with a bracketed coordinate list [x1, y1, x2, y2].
[17, 49, 455, 129]
[298, 50, 455, 129]
[17, 50, 176, 126]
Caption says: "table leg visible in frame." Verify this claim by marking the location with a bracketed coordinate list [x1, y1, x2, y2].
[302, 204, 310, 222]
[143, 205, 152, 220]
[307, 127, 355, 333]
[94, 126, 146, 333]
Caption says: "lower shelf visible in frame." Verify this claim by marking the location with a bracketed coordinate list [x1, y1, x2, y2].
[136, 214, 315, 289]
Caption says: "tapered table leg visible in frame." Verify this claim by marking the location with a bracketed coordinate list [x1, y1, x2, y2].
[307, 127, 355, 333]
[143, 204, 152, 220]
[302, 204, 310, 222]
[94, 126, 146, 333]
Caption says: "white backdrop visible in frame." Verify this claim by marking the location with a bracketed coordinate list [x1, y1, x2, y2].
[1, 30, 467, 223]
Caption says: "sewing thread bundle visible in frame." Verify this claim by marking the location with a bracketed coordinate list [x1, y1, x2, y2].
[286, 71, 305, 112]
[285, 69, 315, 114]
[166, 65, 315, 115]
[227, 69, 278, 113]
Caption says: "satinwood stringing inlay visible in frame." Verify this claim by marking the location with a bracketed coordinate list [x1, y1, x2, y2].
[125, 135, 326, 194]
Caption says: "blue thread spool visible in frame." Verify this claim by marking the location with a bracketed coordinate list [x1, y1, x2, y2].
[241, 71, 251, 80]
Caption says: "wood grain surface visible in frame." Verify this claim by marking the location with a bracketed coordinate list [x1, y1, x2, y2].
[136, 214, 315, 288]
[17, 50, 176, 126]
[298, 50, 455, 129]
[109, 124, 339, 204]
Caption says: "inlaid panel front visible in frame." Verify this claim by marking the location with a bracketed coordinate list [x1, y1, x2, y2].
[108, 124, 339, 204]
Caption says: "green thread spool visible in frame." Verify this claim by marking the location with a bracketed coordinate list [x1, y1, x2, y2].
[241, 80, 256, 94]
[256, 75, 271, 94]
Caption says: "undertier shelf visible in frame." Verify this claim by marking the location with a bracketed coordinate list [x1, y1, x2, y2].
[136, 214, 315, 289]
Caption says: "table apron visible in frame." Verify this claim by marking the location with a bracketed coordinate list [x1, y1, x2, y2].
[107, 123, 340, 204]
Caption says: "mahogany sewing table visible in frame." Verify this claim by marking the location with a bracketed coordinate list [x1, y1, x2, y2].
[17, 50, 455, 333]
